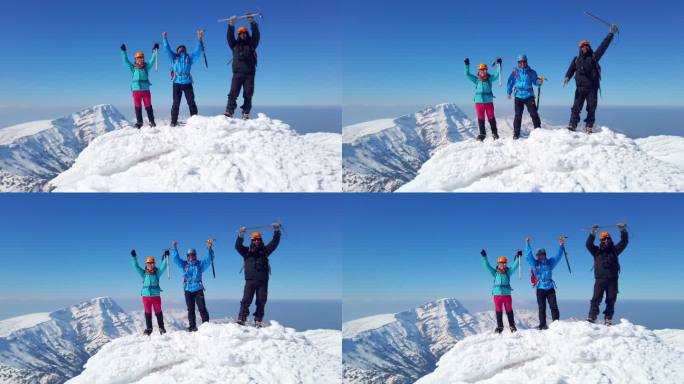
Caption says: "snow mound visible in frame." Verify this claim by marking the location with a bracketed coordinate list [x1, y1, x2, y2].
[48, 114, 341, 192]
[635, 135, 684, 169]
[66, 322, 341, 384]
[416, 319, 684, 384]
[400, 126, 684, 192]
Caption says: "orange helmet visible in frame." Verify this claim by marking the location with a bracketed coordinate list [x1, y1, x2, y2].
[250, 231, 262, 240]
[599, 231, 611, 240]
[145, 256, 155, 264]
[578, 40, 590, 48]
[238, 26, 248, 34]
[135, 52, 145, 59]
[478, 63, 488, 71]
[497, 256, 507, 264]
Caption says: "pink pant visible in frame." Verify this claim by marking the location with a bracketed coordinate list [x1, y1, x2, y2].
[475, 102, 495, 120]
[493, 295, 513, 312]
[132, 90, 152, 108]
[142, 296, 162, 314]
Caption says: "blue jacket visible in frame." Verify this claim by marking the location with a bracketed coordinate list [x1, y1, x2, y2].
[173, 247, 213, 292]
[483, 256, 520, 295]
[526, 243, 564, 290]
[162, 39, 203, 85]
[507, 65, 540, 99]
[132, 256, 167, 296]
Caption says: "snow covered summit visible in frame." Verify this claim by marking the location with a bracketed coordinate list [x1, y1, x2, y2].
[415, 319, 684, 383]
[66, 321, 341, 384]
[48, 114, 341, 192]
[0, 104, 129, 191]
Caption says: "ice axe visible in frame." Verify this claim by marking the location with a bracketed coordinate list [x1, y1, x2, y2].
[197, 29, 209, 68]
[218, 11, 264, 23]
[536, 76, 546, 110]
[207, 238, 216, 278]
[163, 249, 171, 279]
[559, 235, 572, 274]
[584, 11, 618, 34]
[491, 57, 502, 86]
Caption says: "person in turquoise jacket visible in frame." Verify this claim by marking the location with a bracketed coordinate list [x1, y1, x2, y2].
[481, 249, 521, 333]
[172, 240, 214, 331]
[525, 237, 564, 330]
[464, 58, 501, 141]
[506, 54, 544, 139]
[162, 31, 204, 127]
[131, 249, 167, 335]
[120, 43, 158, 128]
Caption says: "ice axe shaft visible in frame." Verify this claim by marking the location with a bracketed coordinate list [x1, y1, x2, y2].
[207, 238, 216, 278]
[218, 12, 263, 23]
[154, 48, 158, 71]
[584, 11, 613, 27]
[559, 236, 572, 274]
[198, 29, 208, 68]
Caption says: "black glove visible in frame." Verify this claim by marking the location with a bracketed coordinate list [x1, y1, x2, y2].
[120, 44, 126, 52]
[616, 223, 627, 232]
[131, 249, 136, 257]
[273, 223, 282, 231]
[238, 227, 247, 237]
[464, 58, 470, 66]
[610, 24, 618, 34]
[163, 249, 170, 257]
[480, 249, 487, 257]
[496, 57, 502, 64]
[153, 43, 160, 50]
[515, 250, 522, 258]
[590, 224, 600, 235]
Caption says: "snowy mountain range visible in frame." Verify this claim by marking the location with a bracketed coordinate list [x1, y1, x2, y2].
[342, 298, 537, 384]
[0, 297, 340, 384]
[343, 103, 684, 192]
[0, 105, 130, 192]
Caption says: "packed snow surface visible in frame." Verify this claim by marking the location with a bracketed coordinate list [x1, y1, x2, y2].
[415, 319, 684, 384]
[400, 126, 684, 192]
[634, 135, 684, 169]
[67, 322, 341, 384]
[48, 114, 341, 192]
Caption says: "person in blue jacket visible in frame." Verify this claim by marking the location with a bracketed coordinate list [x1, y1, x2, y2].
[507, 54, 544, 139]
[525, 237, 565, 330]
[130, 249, 168, 335]
[172, 240, 214, 332]
[481, 249, 521, 334]
[162, 31, 204, 127]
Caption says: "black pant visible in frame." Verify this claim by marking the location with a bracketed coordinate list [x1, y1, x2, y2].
[171, 83, 198, 124]
[185, 290, 209, 328]
[569, 87, 599, 127]
[536, 288, 560, 326]
[589, 278, 619, 318]
[226, 74, 255, 115]
[238, 279, 268, 321]
[513, 96, 541, 136]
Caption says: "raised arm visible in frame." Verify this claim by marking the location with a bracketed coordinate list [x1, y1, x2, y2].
[525, 242, 535, 267]
[227, 25, 237, 48]
[586, 233, 599, 257]
[190, 39, 203, 65]
[235, 232, 248, 257]
[594, 32, 615, 62]
[250, 21, 260, 49]
[131, 251, 145, 278]
[481, 252, 496, 277]
[158, 252, 168, 275]
[172, 246, 186, 269]
[464, 64, 478, 84]
[162, 34, 175, 62]
[145, 47, 158, 71]
[550, 245, 564, 269]
[121, 50, 134, 72]
[509, 253, 520, 274]
[265, 230, 281, 255]
[615, 229, 629, 255]
[200, 247, 214, 272]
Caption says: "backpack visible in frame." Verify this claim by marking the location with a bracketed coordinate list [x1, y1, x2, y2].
[575, 55, 602, 84]
[530, 259, 554, 288]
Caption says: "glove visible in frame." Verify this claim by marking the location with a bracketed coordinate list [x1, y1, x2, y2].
[120, 44, 126, 52]
[590, 225, 600, 235]
[229, 16, 236, 26]
[559, 236, 565, 246]
[163, 249, 170, 257]
[515, 250, 523, 258]
[563, 77, 569, 87]
[207, 239, 214, 248]
[172, 240, 178, 248]
[153, 43, 159, 50]
[197, 30, 203, 40]
[537, 77, 544, 86]
[464, 58, 470, 66]
[247, 15, 255, 22]
[272, 223, 281, 231]
[480, 249, 487, 257]
[610, 24, 618, 34]
[239, 227, 247, 237]
[496, 57, 502, 65]
[616, 223, 627, 231]
[162, 32, 168, 39]
[131, 249, 136, 257]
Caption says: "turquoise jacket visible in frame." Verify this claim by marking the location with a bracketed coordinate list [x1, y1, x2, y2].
[465, 64, 500, 103]
[483, 255, 519, 295]
[163, 38, 202, 85]
[121, 51, 157, 91]
[172, 247, 213, 292]
[132, 256, 167, 297]
[506, 64, 540, 99]
[526, 243, 564, 290]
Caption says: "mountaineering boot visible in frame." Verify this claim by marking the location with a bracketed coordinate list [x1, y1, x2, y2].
[476, 119, 486, 141]
[255, 320, 263, 328]
[567, 123, 577, 132]
[585, 123, 594, 134]
[145, 107, 156, 127]
[134, 107, 144, 129]
[507, 311, 517, 332]
[489, 119, 499, 140]
[187, 326, 198, 332]
[494, 311, 504, 334]
[156, 312, 166, 334]
[224, 109, 234, 118]
[604, 316, 613, 326]
[537, 324, 549, 330]
[586, 315, 597, 323]
[242, 112, 250, 120]
[236, 318, 246, 326]
[143, 313, 153, 336]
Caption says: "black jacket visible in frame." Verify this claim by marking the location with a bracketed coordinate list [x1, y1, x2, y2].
[586, 230, 628, 279]
[227, 22, 260, 75]
[236, 230, 280, 281]
[565, 32, 614, 89]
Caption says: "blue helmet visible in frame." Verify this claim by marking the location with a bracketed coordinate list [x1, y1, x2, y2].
[536, 248, 547, 257]
[516, 54, 528, 62]
[187, 248, 197, 256]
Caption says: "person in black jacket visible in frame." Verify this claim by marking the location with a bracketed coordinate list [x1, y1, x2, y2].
[585, 223, 628, 325]
[564, 24, 618, 133]
[235, 223, 281, 327]
[224, 15, 260, 120]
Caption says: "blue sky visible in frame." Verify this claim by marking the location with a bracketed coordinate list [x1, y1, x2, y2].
[0, 194, 341, 303]
[342, 0, 684, 107]
[342, 194, 684, 302]
[0, 0, 340, 108]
